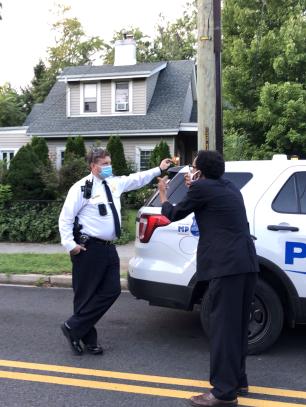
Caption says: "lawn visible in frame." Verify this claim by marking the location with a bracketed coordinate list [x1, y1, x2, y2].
[0, 254, 71, 275]
[0, 209, 138, 276]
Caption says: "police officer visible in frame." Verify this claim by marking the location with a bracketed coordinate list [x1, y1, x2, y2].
[158, 150, 259, 407]
[59, 147, 172, 355]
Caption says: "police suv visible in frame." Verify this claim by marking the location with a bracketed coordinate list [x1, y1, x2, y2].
[128, 155, 306, 354]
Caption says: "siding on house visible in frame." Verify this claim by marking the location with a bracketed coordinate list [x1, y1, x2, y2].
[132, 79, 146, 115]
[0, 127, 29, 150]
[146, 72, 159, 109]
[101, 81, 112, 115]
[46, 136, 174, 170]
[121, 137, 174, 162]
[69, 82, 81, 115]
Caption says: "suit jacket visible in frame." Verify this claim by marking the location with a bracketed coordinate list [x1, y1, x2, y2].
[161, 177, 259, 281]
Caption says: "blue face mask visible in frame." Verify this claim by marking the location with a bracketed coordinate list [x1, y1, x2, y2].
[99, 165, 113, 179]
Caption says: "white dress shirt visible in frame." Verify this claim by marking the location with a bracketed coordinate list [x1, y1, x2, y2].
[59, 167, 161, 252]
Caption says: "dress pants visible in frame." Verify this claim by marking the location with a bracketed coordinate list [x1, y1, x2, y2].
[66, 240, 121, 345]
[208, 272, 258, 401]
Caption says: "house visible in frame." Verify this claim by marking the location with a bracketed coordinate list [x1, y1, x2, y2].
[0, 36, 198, 170]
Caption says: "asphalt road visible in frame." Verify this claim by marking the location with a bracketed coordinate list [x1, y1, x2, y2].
[0, 285, 305, 407]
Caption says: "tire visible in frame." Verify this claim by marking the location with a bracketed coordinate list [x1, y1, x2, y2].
[200, 278, 284, 355]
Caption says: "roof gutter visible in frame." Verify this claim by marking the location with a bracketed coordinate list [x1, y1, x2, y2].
[58, 63, 167, 82]
[27, 128, 179, 138]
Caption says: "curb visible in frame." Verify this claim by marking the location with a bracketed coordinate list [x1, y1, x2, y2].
[0, 273, 128, 290]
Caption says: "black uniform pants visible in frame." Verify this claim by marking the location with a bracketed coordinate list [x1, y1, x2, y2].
[209, 272, 258, 401]
[66, 240, 121, 345]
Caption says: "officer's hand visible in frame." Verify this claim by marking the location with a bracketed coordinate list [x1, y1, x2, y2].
[159, 158, 173, 171]
[70, 244, 86, 256]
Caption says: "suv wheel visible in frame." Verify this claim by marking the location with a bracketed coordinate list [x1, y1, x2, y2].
[200, 278, 284, 355]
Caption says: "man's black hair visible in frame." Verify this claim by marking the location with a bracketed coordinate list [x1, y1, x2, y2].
[195, 150, 225, 179]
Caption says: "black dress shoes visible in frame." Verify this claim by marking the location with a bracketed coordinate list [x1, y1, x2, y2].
[61, 323, 83, 356]
[85, 344, 104, 355]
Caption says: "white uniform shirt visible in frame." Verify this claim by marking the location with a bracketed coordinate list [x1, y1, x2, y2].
[59, 167, 161, 252]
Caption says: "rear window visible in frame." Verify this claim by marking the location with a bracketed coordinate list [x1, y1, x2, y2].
[272, 171, 306, 214]
[224, 172, 253, 190]
[147, 171, 253, 207]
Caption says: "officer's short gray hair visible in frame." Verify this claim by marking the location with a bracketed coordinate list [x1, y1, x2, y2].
[87, 147, 111, 164]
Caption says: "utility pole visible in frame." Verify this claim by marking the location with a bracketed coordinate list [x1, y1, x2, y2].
[197, 0, 223, 153]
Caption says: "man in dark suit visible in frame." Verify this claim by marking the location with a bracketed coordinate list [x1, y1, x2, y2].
[158, 150, 259, 407]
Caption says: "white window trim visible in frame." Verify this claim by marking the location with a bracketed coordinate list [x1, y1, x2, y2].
[111, 80, 133, 115]
[135, 145, 155, 171]
[0, 148, 18, 165]
[80, 82, 101, 115]
[56, 146, 66, 170]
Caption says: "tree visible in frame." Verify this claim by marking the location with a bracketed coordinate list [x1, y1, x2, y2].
[0, 83, 26, 126]
[106, 136, 128, 176]
[22, 6, 107, 107]
[31, 137, 59, 198]
[64, 136, 86, 162]
[31, 136, 49, 164]
[6, 145, 46, 200]
[59, 156, 89, 195]
[222, 0, 306, 158]
[103, 1, 197, 64]
[149, 140, 171, 168]
[150, 1, 197, 61]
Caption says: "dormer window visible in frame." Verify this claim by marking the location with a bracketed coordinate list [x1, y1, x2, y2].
[84, 83, 97, 112]
[115, 82, 129, 111]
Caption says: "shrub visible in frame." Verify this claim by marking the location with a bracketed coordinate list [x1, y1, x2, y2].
[31, 136, 49, 164]
[149, 140, 171, 168]
[123, 185, 155, 209]
[0, 200, 63, 242]
[106, 135, 128, 175]
[0, 184, 13, 206]
[64, 136, 86, 162]
[59, 156, 89, 195]
[6, 144, 48, 200]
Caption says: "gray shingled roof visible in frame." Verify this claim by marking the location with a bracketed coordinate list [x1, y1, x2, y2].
[60, 62, 166, 78]
[26, 60, 195, 136]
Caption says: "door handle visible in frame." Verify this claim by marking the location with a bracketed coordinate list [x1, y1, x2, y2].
[267, 225, 299, 232]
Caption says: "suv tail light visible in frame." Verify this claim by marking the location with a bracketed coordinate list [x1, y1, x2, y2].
[139, 214, 170, 243]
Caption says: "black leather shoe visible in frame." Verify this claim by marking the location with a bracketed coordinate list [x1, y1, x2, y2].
[61, 323, 83, 355]
[85, 344, 104, 355]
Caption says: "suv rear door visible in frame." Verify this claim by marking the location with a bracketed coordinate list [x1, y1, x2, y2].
[254, 167, 306, 298]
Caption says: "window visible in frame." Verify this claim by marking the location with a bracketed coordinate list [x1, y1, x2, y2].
[272, 172, 306, 214]
[56, 147, 66, 169]
[115, 82, 129, 111]
[140, 150, 152, 171]
[296, 172, 306, 214]
[84, 83, 97, 112]
[223, 172, 253, 190]
[0, 150, 16, 168]
[136, 146, 154, 171]
[148, 171, 253, 208]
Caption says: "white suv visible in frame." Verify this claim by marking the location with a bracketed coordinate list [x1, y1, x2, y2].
[128, 156, 306, 354]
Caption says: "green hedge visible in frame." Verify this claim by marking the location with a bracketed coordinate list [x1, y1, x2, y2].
[0, 201, 137, 244]
[0, 201, 62, 242]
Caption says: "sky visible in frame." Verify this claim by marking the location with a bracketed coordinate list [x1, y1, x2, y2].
[0, 0, 189, 91]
